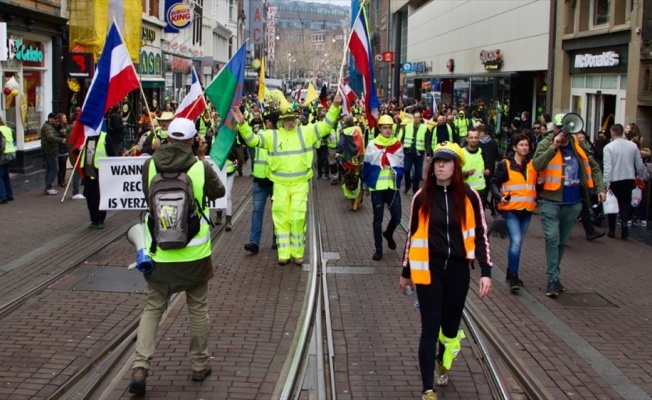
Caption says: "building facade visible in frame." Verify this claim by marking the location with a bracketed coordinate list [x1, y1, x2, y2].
[389, 0, 550, 125]
[553, 0, 650, 141]
[0, 0, 67, 173]
[268, 0, 348, 89]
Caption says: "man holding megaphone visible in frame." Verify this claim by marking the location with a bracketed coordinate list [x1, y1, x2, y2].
[128, 118, 224, 396]
[532, 113, 606, 299]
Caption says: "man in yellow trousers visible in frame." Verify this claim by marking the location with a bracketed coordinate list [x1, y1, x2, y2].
[233, 94, 342, 265]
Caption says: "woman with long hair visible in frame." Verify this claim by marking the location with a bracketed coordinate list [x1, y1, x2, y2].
[490, 133, 541, 291]
[400, 142, 493, 400]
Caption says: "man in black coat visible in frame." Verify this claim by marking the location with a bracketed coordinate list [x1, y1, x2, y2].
[477, 124, 499, 216]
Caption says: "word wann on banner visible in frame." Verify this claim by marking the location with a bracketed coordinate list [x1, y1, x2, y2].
[98, 157, 227, 211]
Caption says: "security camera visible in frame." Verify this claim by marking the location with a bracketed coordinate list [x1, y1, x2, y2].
[636, 27, 641, 34]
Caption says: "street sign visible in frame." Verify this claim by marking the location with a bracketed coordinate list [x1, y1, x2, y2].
[382, 52, 394, 62]
[401, 62, 413, 73]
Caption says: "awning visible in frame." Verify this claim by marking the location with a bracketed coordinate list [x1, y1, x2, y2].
[140, 77, 165, 88]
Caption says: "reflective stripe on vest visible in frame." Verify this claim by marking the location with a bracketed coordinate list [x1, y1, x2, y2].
[498, 159, 537, 212]
[407, 195, 476, 284]
[542, 136, 594, 191]
[267, 128, 314, 182]
[463, 148, 486, 190]
[402, 123, 427, 151]
[252, 147, 270, 179]
[146, 160, 212, 262]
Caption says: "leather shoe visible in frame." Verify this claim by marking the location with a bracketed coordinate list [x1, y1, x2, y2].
[372, 251, 382, 261]
[244, 243, 259, 254]
[192, 366, 212, 382]
[383, 231, 397, 250]
[294, 257, 304, 265]
[129, 367, 148, 395]
[278, 258, 290, 265]
[586, 231, 605, 241]
[622, 226, 629, 239]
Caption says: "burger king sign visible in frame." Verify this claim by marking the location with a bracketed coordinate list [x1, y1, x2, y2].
[165, 1, 193, 33]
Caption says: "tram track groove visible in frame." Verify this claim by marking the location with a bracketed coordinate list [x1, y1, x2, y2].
[45, 189, 253, 400]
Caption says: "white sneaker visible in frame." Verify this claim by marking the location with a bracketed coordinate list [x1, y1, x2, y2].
[72, 193, 86, 200]
[44, 189, 58, 195]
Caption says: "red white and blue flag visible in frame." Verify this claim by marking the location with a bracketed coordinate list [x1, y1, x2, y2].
[175, 67, 206, 120]
[362, 139, 404, 190]
[338, 80, 357, 116]
[69, 23, 140, 150]
[349, 6, 379, 128]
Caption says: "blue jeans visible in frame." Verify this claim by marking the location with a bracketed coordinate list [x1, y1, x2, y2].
[403, 151, 423, 193]
[0, 162, 13, 201]
[540, 201, 582, 283]
[249, 181, 276, 245]
[371, 189, 401, 252]
[505, 212, 532, 274]
[44, 154, 58, 190]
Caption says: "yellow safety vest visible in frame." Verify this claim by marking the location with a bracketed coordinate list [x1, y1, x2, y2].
[401, 123, 427, 151]
[266, 127, 315, 183]
[80, 131, 108, 174]
[146, 160, 211, 263]
[1, 126, 15, 154]
[542, 136, 594, 191]
[455, 118, 470, 137]
[407, 196, 476, 285]
[462, 148, 486, 190]
[498, 159, 537, 212]
[198, 118, 210, 138]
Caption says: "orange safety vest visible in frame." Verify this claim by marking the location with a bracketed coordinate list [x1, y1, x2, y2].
[542, 136, 594, 191]
[498, 159, 538, 212]
[407, 195, 476, 285]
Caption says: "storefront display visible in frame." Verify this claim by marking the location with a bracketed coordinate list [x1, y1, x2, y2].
[1, 35, 51, 152]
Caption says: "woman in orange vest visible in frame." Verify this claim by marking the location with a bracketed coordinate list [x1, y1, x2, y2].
[399, 142, 493, 400]
[489, 133, 539, 292]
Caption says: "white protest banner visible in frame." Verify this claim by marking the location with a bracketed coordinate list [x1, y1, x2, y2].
[205, 156, 228, 209]
[98, 157, 227, 210]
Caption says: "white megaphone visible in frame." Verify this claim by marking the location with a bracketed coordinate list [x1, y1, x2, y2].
[126, 223, 155, 273]
[562, 113, 584, 134]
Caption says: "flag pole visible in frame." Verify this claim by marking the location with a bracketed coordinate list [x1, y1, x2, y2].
[337, 1, 366, 88]
[111, 18, 158, 141]
[60, 136, 87, 203]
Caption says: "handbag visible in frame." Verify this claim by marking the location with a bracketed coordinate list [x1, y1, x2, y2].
[603, 191, 619, 214]
[632, 187, 643, 207]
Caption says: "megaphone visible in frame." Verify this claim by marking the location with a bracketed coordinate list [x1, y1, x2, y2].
[126, 223, 154, 273]
[562, 113, 584, 134]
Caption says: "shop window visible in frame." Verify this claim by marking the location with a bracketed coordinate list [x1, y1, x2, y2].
[572, 75, 585, 88]
[586, 75, 600, 88]
[600, 75, 618, 89]
[591, 0, 610, 28]
[22, 70, 44, 143]
[620, 75, 627, 90]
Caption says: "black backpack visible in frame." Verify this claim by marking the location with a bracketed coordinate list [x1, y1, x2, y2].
[146, 160, 208, 252]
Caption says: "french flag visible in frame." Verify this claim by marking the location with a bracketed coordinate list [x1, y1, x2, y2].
[349, 6, 379, 128]
[69, 23, 140, 150]
[338, 80, 357, 116]
[175, 67, 206, 120]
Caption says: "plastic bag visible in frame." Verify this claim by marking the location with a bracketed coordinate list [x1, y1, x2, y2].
[632, 187, 643, 207]
[604, 191, 619, 214]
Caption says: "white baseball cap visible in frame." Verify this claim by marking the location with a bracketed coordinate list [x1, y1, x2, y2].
[167, 118, 197, 140]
